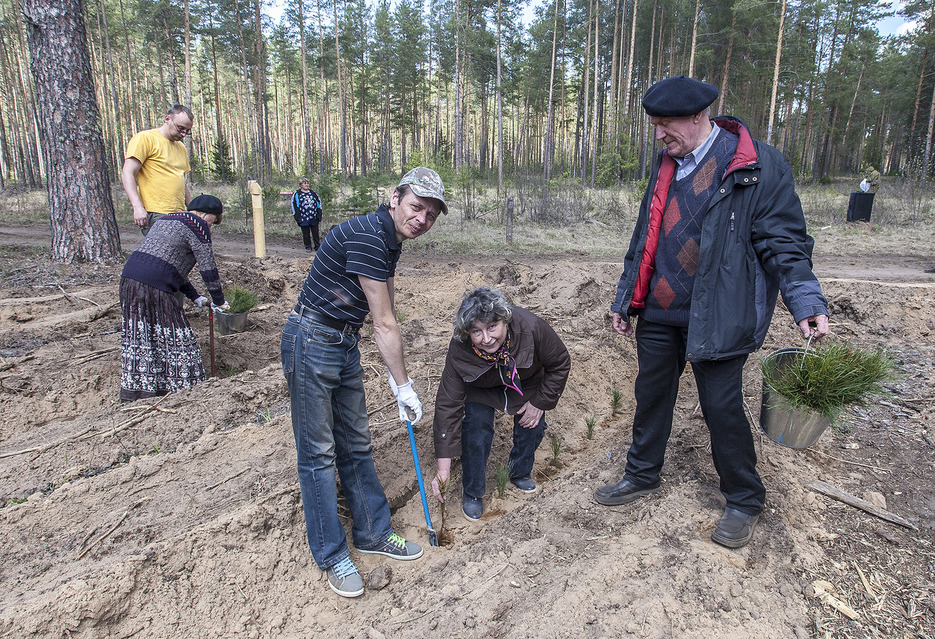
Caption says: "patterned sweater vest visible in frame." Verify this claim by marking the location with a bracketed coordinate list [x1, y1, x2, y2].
[643, 129, 739, 327]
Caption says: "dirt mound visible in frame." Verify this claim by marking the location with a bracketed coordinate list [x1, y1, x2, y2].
[1, 237, 933, 638]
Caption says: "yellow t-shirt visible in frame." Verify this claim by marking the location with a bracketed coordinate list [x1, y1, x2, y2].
[125, 129, 191, 214]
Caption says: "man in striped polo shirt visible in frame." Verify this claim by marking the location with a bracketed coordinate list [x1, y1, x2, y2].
[281, 167, 447, 598]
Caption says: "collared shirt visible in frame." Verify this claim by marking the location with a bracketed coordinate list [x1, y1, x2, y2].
[296, 204, 401, 326]
[673, 122, 722, 181]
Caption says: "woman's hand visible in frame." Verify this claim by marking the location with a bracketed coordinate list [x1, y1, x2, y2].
[431, 458, 452, 502]
[516, 401, 544, 429]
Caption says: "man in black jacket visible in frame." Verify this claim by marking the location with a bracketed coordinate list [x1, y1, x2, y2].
[595, 76, 830, 548]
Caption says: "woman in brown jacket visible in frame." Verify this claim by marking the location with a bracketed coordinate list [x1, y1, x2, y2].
[430, 287, 570, 521]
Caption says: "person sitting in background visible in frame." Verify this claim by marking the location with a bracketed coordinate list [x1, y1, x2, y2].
[291, 177, 322, 252]
[119, 194, 228, 402]
[431, 287, 571, 521]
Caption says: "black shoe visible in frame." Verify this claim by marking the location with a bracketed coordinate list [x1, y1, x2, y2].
[510, 476, 537, 493]
[462, 495, 483, 521]
[593, 477, 661, 506]
[711, 507, 760, 548]
[305, 246, 313, 252]
[925, 267, 935, 274]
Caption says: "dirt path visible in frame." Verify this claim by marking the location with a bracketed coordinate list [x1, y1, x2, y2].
[1, 223, 933, 638]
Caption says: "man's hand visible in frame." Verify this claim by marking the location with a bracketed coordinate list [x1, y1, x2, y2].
[132, 204, 149, 228]
[394, 378, 423, 424]
[211, 300, 230, 313]
[193, 296, 209, 308]
[432, 458, 452, 502]
[516, 401, 544, 429]
[612, 312, 634, 337]
[798, 314, 830, 341]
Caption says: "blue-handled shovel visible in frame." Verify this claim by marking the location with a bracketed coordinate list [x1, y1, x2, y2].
[405, 411, 438, 546]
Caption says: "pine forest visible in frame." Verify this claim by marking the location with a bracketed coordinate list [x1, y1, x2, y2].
[3, 0, 935, 194]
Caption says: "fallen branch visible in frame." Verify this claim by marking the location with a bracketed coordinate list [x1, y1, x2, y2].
[811, 580, 860, 621]
[806, 480, 918, 530]
[77, 497, 150, 560]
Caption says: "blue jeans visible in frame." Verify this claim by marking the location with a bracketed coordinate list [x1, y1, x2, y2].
[281, 310, 393, 569]
[460, 402, 546, 500]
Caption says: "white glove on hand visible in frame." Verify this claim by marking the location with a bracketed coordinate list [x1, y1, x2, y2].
[387, 370, 400, 396]
[394, 378, 422, 424]
[194, 296, 209, 308]
[211, 300, 230, 312]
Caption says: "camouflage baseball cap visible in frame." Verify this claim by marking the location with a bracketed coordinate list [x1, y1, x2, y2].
[397, 167, 448, 215]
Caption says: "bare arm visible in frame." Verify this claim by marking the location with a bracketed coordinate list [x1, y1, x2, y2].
[184, 180, 193, 206]
[121, 158, 148, 227]
[358, 275, 408, 385]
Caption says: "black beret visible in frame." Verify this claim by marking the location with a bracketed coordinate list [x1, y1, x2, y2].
[187, 194, 223, 217]
[642, 75, 718, 118]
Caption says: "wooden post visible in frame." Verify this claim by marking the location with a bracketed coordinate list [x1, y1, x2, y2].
[506, 195, 513, 244]
[247, 180, 266, 258]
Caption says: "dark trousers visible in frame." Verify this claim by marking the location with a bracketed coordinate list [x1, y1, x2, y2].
[460, 402, 546, 500]
[301, 224, 321, 250]
[624, 319, 765, 515]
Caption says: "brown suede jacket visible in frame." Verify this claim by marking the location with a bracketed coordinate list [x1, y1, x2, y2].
[432, 306, 571, 459]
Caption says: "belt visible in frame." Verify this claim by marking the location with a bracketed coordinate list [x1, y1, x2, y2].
[292, 304, 360, 334]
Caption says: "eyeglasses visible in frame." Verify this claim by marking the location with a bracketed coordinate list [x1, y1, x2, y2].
[170, 119, 192, 136]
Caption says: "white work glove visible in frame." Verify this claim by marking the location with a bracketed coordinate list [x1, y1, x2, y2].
[389, 374, 422, 424]
[211, 300, 230, 313]
[193, 295, 209, 308]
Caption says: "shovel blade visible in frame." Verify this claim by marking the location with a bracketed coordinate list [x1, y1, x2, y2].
[428, 527, 438, 547]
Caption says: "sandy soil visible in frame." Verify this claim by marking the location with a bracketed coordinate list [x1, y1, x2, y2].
[0, 222, 933, 638]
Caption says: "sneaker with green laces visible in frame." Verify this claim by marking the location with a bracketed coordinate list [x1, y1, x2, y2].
[358, 532, 423, 561]
[326, 556, 364, 598]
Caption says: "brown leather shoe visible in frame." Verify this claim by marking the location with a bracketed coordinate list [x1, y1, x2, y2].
[593, 477, 661, 506]
[711, 507, 760, 548]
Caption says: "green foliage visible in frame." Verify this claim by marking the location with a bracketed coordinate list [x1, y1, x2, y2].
[224, 285, 258, 314]
[611, 389, 622, 416]
[595, 138, 639, 187]
[762, 342, 896, 421]
[549, 433, 562, 466]
[585, 415, 597, 440]
[494, 463, 509, 498]
[211, 136, 235, 183]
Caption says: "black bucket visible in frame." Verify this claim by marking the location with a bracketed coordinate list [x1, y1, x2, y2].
[847, 192, 874, 222]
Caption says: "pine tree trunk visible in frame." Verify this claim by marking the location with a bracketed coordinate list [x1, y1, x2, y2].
[766, 0, 786, 146]
[687, 0, 700, 77]
[23, 0, 120, 263]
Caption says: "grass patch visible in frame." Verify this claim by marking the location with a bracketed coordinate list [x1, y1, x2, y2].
[762, 342, 896, 421]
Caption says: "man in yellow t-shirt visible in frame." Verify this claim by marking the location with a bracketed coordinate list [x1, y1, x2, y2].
[121, 105, 194, 234]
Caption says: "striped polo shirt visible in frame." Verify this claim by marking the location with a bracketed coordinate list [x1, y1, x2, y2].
[296, 204, 401, 326]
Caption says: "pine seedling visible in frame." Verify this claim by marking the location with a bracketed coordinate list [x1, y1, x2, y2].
[585, 415, 597, 439]
[494, 463, 509, 498]
[611, 389, 622, 416]
[550, 434, 562, 466]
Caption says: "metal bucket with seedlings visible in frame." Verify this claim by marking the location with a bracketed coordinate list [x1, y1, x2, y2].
[759, 341, 895, 449]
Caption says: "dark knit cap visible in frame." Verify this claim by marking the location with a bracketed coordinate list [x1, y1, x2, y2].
[187, 194, 223, 217]
[642, 75, 718, 118]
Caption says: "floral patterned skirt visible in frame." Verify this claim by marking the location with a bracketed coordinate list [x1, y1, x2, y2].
[119, 278, 205, 402]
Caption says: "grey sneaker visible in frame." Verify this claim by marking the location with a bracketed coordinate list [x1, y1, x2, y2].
[358, 532, 423, 561]
[326, 556, 364, 598]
